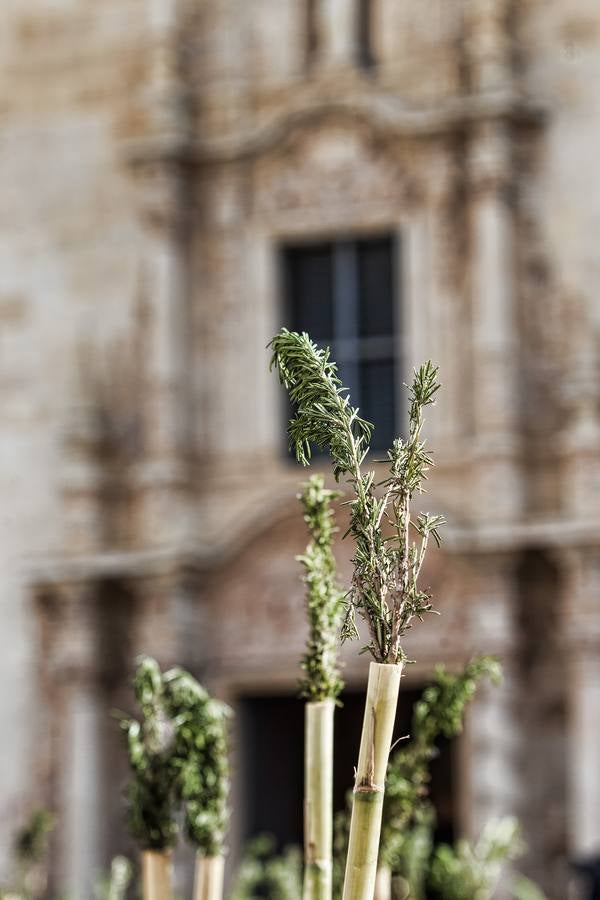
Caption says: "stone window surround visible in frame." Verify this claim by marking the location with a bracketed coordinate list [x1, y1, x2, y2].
[251, 210, 432, 460]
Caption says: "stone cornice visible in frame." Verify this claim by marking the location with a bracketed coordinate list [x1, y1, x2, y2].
[25, 513, 600, 590]
[120, 88, 548, 169]
[446, 518, 600, 555]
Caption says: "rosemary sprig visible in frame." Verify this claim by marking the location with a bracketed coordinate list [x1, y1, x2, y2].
[269, 329, 444, 664]
[298, 474, 345, 702]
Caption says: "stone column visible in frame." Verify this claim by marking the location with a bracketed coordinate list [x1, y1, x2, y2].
[314, 0, 359, 70]
[561, 548, 600, 857]
[465, 0, 521, 522]
[51, 582, 103, 898]
[462, 554, 521, 837]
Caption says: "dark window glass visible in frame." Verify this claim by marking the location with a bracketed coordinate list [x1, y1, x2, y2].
[239, 686, 456, 851]
[361, 358, 396, 452]
[357, 0, 374, 69]
[286, 244, 333, 342]
[306, 0, 319, 67]
[358, 237, 395, 337]
[283, 235, 399, 457]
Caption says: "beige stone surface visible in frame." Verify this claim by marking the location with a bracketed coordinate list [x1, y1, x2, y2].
[0, 0, 599, 896]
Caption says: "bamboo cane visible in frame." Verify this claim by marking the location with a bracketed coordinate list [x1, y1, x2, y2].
[342, 662, 402, 900]
[303, 698, 335, 900]
[193, 853, 225, 900]
[141, 850, 173, 900]
[374, 864, 392, 900]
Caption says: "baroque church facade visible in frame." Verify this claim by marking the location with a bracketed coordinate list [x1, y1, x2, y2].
[1, 0, 600, 896]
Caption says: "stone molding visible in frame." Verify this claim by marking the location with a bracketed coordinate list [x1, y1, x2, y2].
[120, 89, 547, 169]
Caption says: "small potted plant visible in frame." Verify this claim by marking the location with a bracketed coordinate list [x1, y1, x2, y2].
[163, 668, 231, 900]
[121, 656, 177, 900]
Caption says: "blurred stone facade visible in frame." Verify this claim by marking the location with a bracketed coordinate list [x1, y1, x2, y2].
[0, 0, 599, 897]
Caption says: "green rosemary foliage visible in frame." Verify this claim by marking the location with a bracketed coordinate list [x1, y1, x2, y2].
[120, 656, 178, 851]
[229, 835, 302, 900]
[14, 809, 55, 868]
[381, 657, 501, 869]
[163, 668, 232, 856]
[298, 474, 345, 702]
[269, 329, 443, 663]
[429, 818, 524, 900]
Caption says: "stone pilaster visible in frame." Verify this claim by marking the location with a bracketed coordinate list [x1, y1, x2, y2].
[196, 0, 249, 142]
[49, 582, 103, 900]
[314, 0, 359, 71]
[129, 161, 192, 546]
[144, 0, 190, 141]
[465, 1, 520, 522]
[422, 142, 464, 453]
[128, 567, 205, 671]
[60, 380, 104, 555]
[461, 554, 522, 838]
[467, 117, 521, 522]
[559, 332, 600, 519]
[464, 0, 512, 94]
[126, 0, 194, 548]
[560, 548, 600, 856]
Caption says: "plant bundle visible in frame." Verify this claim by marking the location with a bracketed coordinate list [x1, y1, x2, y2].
[298, 474, 345, 900]
[120, 656, 178, 900]
[163, 668, 232, 900]
[377, 657, 501, 899]
[330, 659, 499, 900]
[269, 329, 443, 900]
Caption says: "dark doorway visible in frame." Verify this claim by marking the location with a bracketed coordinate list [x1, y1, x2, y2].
[239, 685, 456, 852]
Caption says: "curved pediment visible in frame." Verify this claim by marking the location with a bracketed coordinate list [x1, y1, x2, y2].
[193, 90, 546, 166]
[248, 107, 425, 225]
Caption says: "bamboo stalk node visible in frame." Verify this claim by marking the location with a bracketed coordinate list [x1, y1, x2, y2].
[355, 782, 384, 793]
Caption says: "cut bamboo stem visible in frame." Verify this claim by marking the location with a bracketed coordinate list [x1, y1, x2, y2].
[303, 698, 335, 900]
[342, 662, 403, 900]
[140, 850, 173, 900]
[193, 853, 225, 900]
[374, 864, 392, 900]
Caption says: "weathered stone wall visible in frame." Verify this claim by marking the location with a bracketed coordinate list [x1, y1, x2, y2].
[0, 0, 147, 879]
[0, 0, 599, 896]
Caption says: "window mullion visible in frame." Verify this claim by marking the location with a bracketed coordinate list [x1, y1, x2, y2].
[333, 240, 361, 407]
